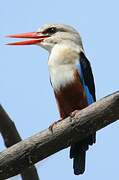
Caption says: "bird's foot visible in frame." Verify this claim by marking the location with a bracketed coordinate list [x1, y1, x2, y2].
[70, 110, 79, 117]
[49, 119, 63, 133]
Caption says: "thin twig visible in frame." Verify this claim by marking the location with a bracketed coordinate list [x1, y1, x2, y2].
[0, 105, 39, 180]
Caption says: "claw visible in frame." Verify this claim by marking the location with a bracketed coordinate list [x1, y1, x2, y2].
[70, 110, 79, 117]
[49, 119, 63, 133]
[49, 122, 57, 132]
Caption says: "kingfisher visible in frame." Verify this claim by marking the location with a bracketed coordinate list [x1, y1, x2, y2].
[7, 24, 96, 175]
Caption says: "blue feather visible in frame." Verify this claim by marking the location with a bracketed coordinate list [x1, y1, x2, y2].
[76, 63, 94, 105]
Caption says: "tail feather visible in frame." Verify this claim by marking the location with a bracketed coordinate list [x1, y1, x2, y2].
[70, 134, 96, 175]
[73, 151, 86, 175]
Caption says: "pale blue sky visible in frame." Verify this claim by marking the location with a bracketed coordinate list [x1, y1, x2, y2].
[1, 0, 119, 180]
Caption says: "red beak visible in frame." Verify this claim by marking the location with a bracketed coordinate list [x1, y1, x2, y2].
[6, 32, 49, 45]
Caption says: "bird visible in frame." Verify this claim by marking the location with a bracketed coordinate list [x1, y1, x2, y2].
[6, 23, 96, 175]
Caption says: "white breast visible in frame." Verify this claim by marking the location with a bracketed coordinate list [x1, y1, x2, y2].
[48, 42, 81, 90]
[48, 64, 75, 90]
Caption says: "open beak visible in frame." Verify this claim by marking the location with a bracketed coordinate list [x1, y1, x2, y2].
[6, 32, 49, 45]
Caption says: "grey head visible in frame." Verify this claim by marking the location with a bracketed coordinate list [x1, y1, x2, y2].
[36, 24, 83, 52]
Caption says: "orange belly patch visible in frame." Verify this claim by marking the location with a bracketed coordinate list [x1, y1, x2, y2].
[54, 78, 88, 119]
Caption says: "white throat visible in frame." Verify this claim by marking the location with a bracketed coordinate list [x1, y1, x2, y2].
[48, 42, 82, 90]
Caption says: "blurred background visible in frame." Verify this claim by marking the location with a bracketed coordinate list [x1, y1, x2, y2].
[1, 0, 119, 179]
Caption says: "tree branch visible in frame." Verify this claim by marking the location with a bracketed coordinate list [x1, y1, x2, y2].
[0, 91, 119, 179]
[0, 105, 39, 180]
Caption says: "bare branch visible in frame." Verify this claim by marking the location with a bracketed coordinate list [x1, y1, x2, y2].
[0, 105, 39, 180]
[0, 91, 119, 179]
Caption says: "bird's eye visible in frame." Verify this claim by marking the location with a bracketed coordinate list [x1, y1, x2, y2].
[43, 27, 57, 34]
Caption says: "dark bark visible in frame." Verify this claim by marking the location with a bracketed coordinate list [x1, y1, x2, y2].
[0, 91, 119, 179]
[0, 105, 39, 180]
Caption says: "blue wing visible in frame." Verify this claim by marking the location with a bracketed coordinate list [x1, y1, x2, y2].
[76, 52, 96, 105]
